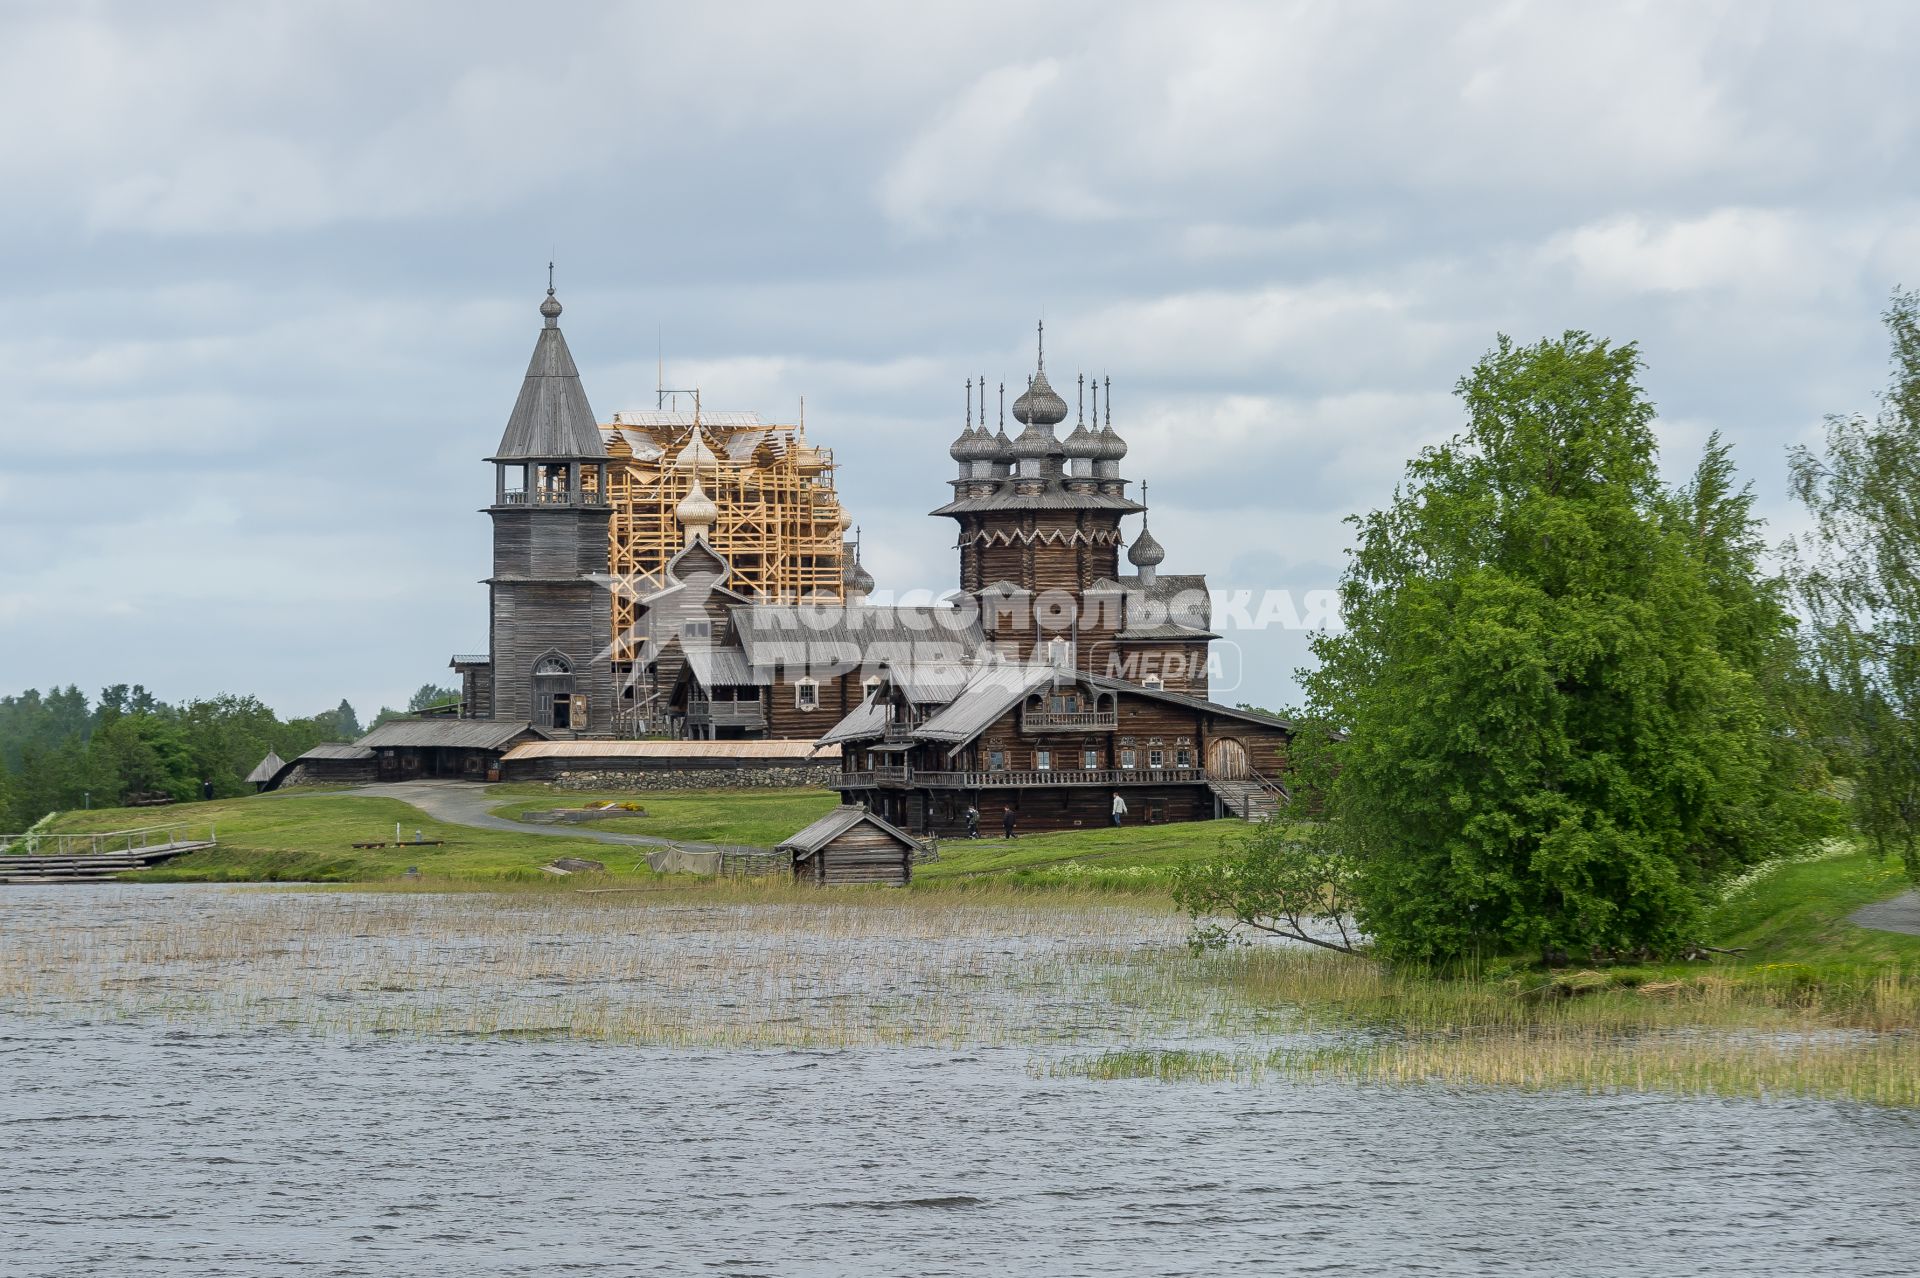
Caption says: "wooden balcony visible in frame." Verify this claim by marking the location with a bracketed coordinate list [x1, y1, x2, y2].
[882, 721, 917, 744]
[498, 489, 609, 508]
[686, 701, 767, 729]
[836, 766, 1206, 790]
[1017, 708, 1118, 733]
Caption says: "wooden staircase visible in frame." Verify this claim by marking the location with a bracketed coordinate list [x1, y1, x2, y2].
[1207, 770, 1290, 822]
[0, 825, 217, 884]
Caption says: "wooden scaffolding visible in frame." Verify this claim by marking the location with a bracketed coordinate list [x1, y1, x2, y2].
[601, 408, 849, 668]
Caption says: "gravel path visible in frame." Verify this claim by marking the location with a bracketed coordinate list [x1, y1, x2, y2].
[1849, 889, 1920, 937]
[342, 780, 765, 855]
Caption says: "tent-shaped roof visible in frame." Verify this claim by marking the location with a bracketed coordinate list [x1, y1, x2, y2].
[777, 805, 920, 856]
[492, 290, 605, 461]
[244, 750, 285, 783]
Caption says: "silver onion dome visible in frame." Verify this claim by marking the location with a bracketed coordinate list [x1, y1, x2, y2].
[1010, 367, 1069, 428]
[1062, 421, 1100, 459]
[1127, 521, 1165, 568]
[951, 424, 998, 462]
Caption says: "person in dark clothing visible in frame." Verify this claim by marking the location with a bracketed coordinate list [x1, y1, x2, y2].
[964, 806, 980, 839]
[201, 779, 214, 801]
[1001, 807, 1016, 839]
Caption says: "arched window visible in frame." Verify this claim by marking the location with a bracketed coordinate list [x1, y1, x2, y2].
[532, 653, 577, 728]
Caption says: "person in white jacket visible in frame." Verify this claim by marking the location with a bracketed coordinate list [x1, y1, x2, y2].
[1110, 792, 1128, 826]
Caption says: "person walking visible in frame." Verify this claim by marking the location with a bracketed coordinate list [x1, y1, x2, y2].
[1001, 806, 1016, 839]
[1110, 791, 1127, 826]
[201, 778, 214, 802]
[964, 805, 980, 839]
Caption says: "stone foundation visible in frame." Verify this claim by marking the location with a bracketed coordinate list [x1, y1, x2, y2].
[542, 764, 841, 792]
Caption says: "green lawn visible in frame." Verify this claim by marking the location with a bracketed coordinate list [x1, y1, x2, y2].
[916, 818, 1254, 890]
[45, 793, 647, 883]
[1706, 847, 1920, 969]
[485, 786, 840, 847]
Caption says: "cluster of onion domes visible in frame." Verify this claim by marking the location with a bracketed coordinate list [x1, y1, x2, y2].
[949, 327, 1130, 477]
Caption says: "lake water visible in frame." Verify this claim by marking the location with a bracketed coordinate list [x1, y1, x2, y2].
[3, 886, 1917, 1276]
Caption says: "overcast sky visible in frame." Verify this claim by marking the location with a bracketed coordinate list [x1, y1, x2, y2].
[2, 0, 1916, 719]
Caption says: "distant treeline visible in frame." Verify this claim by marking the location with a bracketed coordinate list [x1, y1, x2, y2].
[0, 686, 365, 828]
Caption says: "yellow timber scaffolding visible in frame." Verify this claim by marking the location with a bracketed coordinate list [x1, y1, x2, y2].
[600, 407, 849, 665]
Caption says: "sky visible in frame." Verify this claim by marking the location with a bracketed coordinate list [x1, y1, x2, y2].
[2, 0, 1916, 721]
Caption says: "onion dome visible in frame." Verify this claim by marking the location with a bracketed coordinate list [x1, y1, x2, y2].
[837, 506, 855, 531]
[539, 289, 563, 324]
[991, 425, 1014, 461]
[670, 429, 719, 471]
[843, 554, 875, 595]
[1093, 421, 1128, 462]
[676, 478, 718, 529]
[1011, 419, 1058, 459]
[1010, 367, 1069, 428]
[950, 423, 997, 463]
[1062, 420, 1100, 459]
[1127, 519, 1165, 569]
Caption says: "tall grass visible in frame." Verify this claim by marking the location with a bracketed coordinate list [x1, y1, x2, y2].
[5, 879, 1915, 1108]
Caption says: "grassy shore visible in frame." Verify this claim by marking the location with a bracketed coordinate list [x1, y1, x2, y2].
[486, 785, 838, 847]
[44, 792, 646, 882]
[20, 785, 1920, 1106]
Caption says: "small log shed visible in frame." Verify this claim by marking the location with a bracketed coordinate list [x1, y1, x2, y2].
[779, 805, 921, 887]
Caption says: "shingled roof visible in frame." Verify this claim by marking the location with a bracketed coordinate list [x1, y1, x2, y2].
[492, 289, 605, 461]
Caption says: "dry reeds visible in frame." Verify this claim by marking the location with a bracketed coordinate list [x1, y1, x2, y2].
[6, 885, 1914, 1108]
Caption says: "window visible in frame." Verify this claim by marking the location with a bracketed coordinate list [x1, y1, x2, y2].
[1143, 673, 1164, 690]
[1083, 748, 1100, 770]
[1148, 749, 1165, 769]
[1175, 746, 1193, 769]
[864, 675, 883, 694]
[1120, 749, 1137, 770]
[1047, 637, 1072, 667]
[681, 619, 712, 640]
[1049, 692, 1079, 714]
[533, 655, 572, 676]
[988, 749, 1006, 772]
[795, 679, 820, 711]
[1035, 749, 1052, 770]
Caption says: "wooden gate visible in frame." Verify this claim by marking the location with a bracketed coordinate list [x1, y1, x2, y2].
[1206, 736, 1250, 779]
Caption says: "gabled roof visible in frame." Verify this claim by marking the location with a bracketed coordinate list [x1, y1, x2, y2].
[890, 662, 975, 703]
[1082, 673, 1293, 732]
[244, 751, 285, 783]
[1088, 572, 1214, 635]
[815, 695, 889, 746]
[777, 805, 920, 856]
[297, 743, 377, 761]
[493, 297, 604, 461]
[502, 739, 834, 761]
[731, 602, 984, 671]
[679, 647, 763, 689]
[355, 719, 546, 750]
[912, 662, 1057, 744]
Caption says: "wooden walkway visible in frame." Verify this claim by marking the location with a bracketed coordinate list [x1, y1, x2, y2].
[0, 825, 218, 885]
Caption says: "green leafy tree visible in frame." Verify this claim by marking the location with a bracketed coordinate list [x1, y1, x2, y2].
[1173, 717, 1361, 953]
[1303, 332, 1822, 963]
[328, 699, 363, 740]
[1787, 288, 1920, 883]
[406, 684, 461, 713]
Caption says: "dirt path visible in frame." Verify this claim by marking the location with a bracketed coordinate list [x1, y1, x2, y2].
[1850, 889, 1920, 937]
[341, 780, 764, 855]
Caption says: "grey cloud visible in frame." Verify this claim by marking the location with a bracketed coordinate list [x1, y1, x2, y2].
[1, 0, 1914, 718]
